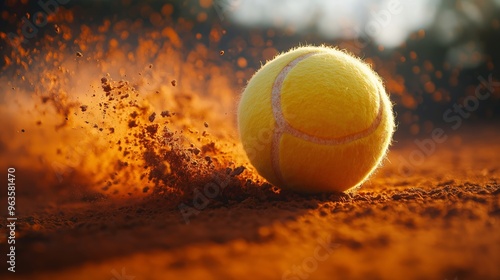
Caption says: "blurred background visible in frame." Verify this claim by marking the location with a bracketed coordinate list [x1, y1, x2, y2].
[1, 0, 500, 137]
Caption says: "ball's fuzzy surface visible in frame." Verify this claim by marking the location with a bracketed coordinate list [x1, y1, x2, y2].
[238, 46, 395, 193]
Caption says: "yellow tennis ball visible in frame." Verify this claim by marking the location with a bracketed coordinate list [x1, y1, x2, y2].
[238, 45, 395, 193]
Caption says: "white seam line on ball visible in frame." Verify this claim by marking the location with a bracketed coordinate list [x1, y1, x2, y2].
[270, 51, 384, 187]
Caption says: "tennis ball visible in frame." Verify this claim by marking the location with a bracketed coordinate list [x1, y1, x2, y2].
[238, 46, 395, 193]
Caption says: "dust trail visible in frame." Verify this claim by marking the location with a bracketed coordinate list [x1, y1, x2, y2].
[0, 7, 265, 206]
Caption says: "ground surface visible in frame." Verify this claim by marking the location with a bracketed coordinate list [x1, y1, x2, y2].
[1, 126, 499, 280]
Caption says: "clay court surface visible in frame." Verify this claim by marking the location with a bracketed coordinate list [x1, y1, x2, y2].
[1, 127, 497, 280]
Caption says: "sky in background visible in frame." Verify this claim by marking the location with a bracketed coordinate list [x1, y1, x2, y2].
[225, 0, 439, 47]
[219, 0, 500, 50]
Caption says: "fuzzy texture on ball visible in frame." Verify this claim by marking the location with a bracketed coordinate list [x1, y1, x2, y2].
[238, 46, 395, 193]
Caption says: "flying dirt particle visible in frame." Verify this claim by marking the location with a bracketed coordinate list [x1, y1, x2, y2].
[102, 183, 111, 191]
[161, 110, 171, 117]
[80, 105, 88, 112]
[76, 52, 83, 57]
[204, 122, 209, 128]
[101, 77, 112, 93]
[54, 24, 60, 33]
[36, 121, 42, 125]
[143, 187, 150, 193]
[146, 124, 158, 135]
[109, 127, 115, 133]
[128, 120, 138, 128]
[231, 166, 245, 177]
[189, 147, 201, 155]
[171, 80, 177, 86]
[148, 112, 156, 122]
[204, 156, 212, 164]
[149, 64, 153, 68]
[220, 50, 225, 56]
[11, 87, 15, 90]
[130, 111, 139, 119]
[21, 129, 25, 133]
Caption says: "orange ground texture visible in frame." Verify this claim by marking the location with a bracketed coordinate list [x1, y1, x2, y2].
[1, 126, 499, 280]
